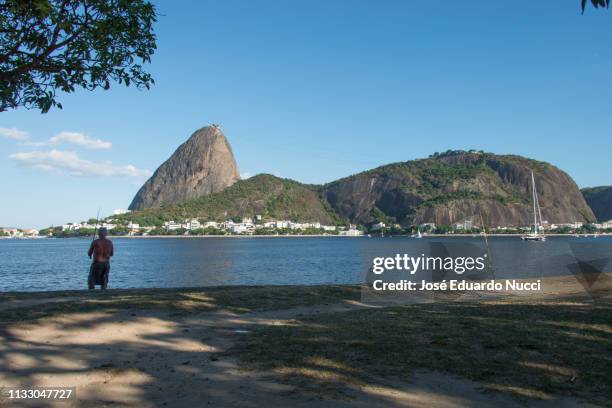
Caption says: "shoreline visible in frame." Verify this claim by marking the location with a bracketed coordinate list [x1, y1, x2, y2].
[6, 232, 611, 240]
[122, 233, 611, 238]
[1, 273, 609, 298]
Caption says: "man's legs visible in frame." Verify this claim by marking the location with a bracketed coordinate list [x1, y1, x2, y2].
[101, 263, 110, 290]
[88, 263, 95, 290]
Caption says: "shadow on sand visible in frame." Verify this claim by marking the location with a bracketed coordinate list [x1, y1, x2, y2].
[0, 285, 609, 407]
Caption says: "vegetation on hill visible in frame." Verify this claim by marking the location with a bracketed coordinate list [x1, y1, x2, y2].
[582, 186, 612, 222]
[323, 151, 594, 227]
[113, 174, 344, 227]
[104, 152, 594, 230]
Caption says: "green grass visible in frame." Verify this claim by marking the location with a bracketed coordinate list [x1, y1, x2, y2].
[230, 297, 612, 405]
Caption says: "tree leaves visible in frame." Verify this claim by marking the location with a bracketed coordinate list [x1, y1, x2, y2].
[582, 0, 611, 13]
[0, 0, 156, 113]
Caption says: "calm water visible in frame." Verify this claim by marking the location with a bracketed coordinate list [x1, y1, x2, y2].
[0, 236, 610, 292]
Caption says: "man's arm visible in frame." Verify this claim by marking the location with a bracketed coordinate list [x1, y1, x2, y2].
[88, 241, 94, 258]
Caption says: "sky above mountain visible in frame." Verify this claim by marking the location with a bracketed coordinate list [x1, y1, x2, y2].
[1, 1, 611, 228]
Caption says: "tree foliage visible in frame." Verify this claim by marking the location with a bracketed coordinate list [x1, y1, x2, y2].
[0, 0, 156, 113]
[582, 0, 610, 13]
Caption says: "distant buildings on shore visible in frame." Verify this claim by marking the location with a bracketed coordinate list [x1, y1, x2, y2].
[11, 215, 612, 239]
[61, 221, 118, 231]
[160, 218, 359, 236]
[41, 216, 363, 237]
[0, 228, 39, 238]
[418, 219, 612, 233]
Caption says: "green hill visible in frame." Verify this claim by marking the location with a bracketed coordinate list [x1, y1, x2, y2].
[322, 150, 594, 227]
[113, 174, 343, 226]
[113, 151, 595, 229]
[582, 186, 612, 222]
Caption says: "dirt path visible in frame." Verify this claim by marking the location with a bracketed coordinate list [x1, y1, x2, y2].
[0, 299, 600, 408]
[0, 297, 83, 312]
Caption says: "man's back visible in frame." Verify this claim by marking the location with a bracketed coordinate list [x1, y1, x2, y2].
[89, 238, 114, 262]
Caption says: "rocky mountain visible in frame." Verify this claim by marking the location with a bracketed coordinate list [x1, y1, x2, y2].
[119, 174, 341, 226]
[128, 126, 240, 211]
[582, 186, 612, 222]
[322, 151, 595, 227]
[125, 144, 595, 228]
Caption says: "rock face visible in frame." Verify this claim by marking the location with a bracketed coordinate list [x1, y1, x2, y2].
[128, 142, 595, 228]
[129, 126, 240, 210]
[323, 152, 595, 227]
[582, 186, 612, 222]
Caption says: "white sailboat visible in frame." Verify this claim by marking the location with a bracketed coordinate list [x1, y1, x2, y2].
[411, 228, 422, 238]
[521, 171, 546, 242]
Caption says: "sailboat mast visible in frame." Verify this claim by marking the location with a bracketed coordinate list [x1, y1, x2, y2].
[531, 171, 537, 233]
[535, 185, 543, 230]
[521, 171, 546, 241]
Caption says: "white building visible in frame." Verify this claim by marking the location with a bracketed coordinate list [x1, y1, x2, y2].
[231, 224, 250, 234]
[1, 228, 22, 237]
[183, 218, 201, 230]
[289, 222, 307, 230]
[341, 227, 363, 236]
[453, 220, 473, 230]
[555, 222, 583, 230]
[371, 222, 385, 231]
[23, 229, 39, 237]
[275, 220, 290, 229]
[113, 209, 131, 215]
[164, 221, 182, 231]
[2, 228, 39, 238]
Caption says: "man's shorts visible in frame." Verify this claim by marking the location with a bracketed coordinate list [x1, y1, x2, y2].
[88, 261, 110, 289]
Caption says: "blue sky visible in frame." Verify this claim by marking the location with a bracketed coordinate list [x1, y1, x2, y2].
[1, 1, 611, 228]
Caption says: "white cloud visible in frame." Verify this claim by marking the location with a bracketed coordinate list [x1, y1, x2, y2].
[49, 131, 112, 149]
[26, 131, 112, 149]
[0, 127, 29, 141]
[240, 172, 252, 179]
[1, 128, 111, 150]
[10, 150, 151, 178]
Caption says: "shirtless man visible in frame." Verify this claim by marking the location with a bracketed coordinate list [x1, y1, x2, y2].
[87, 227, 114, 289]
